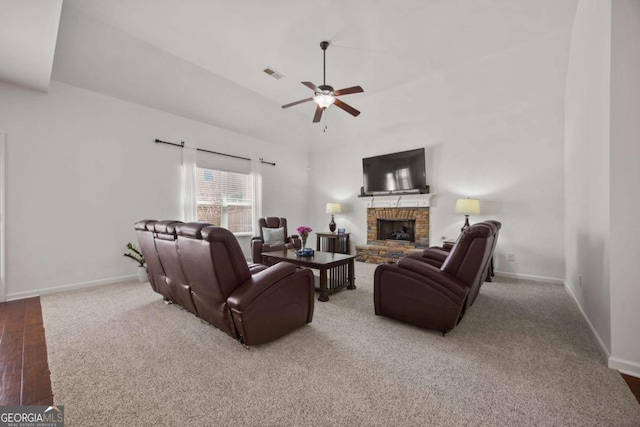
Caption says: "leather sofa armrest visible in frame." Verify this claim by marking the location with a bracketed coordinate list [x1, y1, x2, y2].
[421, 248, 449, 261]
[250, 238, 264, 264]
[405, 253, 444, 268]
[227, 262, 297, 310]
[262, 243, 288, 252]
[396, 257, 467, 298]
[247, 262, 268, 275]
[289, 235, 302, 250]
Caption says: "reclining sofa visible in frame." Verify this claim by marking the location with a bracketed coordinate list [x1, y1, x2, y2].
[374, 221, 500, 334]
[135, 219, 315, 346]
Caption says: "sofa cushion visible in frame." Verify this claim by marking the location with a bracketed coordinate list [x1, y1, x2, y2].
[262, 227, 285, 244]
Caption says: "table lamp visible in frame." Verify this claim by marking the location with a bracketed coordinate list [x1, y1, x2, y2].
[326, 202, 341, 232]
[455, 198, 480, 232]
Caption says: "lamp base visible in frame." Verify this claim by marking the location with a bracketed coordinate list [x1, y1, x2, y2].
[329, 215, 336, 232]
[461, 215, 470, 233]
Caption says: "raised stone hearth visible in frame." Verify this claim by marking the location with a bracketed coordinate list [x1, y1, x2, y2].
[356, 207, 429, 263]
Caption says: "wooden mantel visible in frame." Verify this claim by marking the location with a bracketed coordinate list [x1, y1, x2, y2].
[359, 193, 434, 208]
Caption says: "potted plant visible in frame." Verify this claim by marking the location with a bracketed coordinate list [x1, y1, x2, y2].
[124, 243, 147, 283]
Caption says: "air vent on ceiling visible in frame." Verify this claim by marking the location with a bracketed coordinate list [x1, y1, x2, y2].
[263, 67, 284, 80]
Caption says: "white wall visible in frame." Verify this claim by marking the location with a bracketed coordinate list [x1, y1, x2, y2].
[307, 26, 573, 281]
[564, 0, 640, 376]
[52, 4, 317, 152]
[609, 0, 640, 376]
[564, 0, 612, 354]
[0, 80, 308, 300]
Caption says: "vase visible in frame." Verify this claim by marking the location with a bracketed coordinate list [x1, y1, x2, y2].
[301, 236, 308, 249]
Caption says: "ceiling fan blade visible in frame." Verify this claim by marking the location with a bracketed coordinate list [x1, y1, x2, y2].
[302, 81, 319, 92]
[312, 105, 324, 123]
[334, 98, 361, 117]
[334, 86, 364, 96]
[282, 98, 313, 109]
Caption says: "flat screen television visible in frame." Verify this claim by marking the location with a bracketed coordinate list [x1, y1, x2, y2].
[362, 148, 427, 194]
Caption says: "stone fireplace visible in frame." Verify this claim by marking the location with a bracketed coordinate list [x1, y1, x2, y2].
[356, 205, 430, 263]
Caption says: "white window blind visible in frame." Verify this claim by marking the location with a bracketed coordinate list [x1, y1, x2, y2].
[195, 167, 254, 234]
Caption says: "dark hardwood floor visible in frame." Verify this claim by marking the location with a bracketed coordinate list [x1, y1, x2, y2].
[0, 297, 638, 407]
[623, 374, 640, 404]
[0, 297, 53, 405]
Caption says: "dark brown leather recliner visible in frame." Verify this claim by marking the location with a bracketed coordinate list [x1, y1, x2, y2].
[177, 223, 314, 345]
[153, 220, 198, 314]
[374, 223, 497, 334]
[409, 220, 502, 290]
[251, 217, 302, 263]
[135, 219, 267, 304]
[135, 220, 314, 345]
[134, 219, 168, 298]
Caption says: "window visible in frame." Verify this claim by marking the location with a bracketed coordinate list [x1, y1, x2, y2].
[195, 167, 254, 234]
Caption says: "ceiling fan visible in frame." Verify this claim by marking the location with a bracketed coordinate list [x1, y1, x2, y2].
[282, 41, 364, 123]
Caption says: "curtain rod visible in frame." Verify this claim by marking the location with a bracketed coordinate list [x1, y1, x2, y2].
[154, 139, 276, 166]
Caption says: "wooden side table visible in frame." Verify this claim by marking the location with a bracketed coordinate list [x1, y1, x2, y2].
[316, 232, 350, 254]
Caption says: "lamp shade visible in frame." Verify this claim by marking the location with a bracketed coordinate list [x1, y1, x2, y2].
[314, 94, 335, 109]
[325, 202, 341, 214]
[455, 198, 480, 215]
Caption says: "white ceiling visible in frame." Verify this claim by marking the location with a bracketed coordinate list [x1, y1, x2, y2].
[59, 0, 578, 115]
[1, 1, 579, 147]
[0, 0, 62, 92]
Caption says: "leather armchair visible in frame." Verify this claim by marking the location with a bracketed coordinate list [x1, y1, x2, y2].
[251, 217, 302, 263]
[177, 223, 314, 346]
[408, 220, 501, 289]
[374, 223, 497, 334]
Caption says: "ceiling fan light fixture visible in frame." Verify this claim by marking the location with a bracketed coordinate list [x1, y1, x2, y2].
[313, 93, 335, 109]
[281, 40, 363, 122]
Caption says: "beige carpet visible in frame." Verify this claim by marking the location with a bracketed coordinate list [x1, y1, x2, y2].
[41, 262, 640, 426]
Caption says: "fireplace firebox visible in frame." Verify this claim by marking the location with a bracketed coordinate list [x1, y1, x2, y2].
[377, 219, 416, 242]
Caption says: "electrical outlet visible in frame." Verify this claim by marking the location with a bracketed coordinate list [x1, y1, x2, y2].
[507, 253, 515, 262]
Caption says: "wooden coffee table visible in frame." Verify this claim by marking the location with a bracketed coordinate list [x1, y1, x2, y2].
[261, 250, 356, 302]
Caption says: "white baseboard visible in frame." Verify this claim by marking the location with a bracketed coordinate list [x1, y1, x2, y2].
[6, 274, 138, 301]
[494, 270, 564, 285]
[609, 357, 640, 378]
[563, 282, 612, 364]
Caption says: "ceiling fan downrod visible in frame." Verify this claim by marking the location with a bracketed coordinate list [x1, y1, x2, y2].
[320, 41, 329, 86]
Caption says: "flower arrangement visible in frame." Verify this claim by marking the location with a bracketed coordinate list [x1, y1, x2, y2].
[297, 226, 313, 249]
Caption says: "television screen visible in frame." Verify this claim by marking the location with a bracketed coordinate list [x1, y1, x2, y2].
[362, 148, 426, 194]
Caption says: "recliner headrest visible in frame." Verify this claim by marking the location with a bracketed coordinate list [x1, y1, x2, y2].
[176, 222, 210, 239]
[135, 219, 157, 232]
[154, 220, 184, 238]
[484, 220, 502, 231]
[201, 226, 235, 243]
[459, 223, 494, 241]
